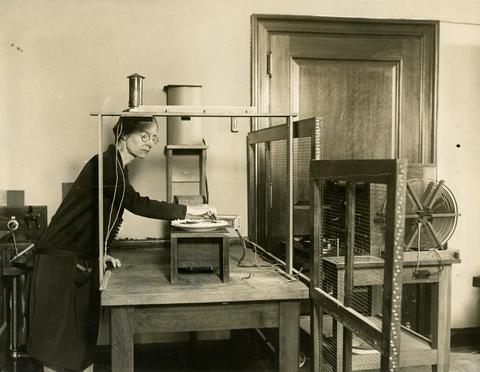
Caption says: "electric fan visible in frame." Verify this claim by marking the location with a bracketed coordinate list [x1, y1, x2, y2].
[403, 179, 459, 250]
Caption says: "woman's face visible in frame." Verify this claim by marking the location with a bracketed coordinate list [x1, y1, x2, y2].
[124, 122, 159, 159]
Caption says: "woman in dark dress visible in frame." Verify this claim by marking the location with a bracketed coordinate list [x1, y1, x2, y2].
[28, 117, 215, 372]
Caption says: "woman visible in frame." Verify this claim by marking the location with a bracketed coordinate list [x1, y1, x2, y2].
[28, 116, 215, 372]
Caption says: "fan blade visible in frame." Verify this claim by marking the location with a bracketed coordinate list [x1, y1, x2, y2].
[405, 225, 420, 248]
[426, 180, 445, 210]
[421, 181, 436, 206]
[426, 221, 445, 249]
[407, 183, 424, 210]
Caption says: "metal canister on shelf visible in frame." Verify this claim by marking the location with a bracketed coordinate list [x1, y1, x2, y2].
[127, 73, 145, 108]
[165, 84, 203, 145]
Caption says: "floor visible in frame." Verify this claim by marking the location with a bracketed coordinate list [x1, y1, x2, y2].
[449, 347, 480, 372]
[3, 340, 480, 372]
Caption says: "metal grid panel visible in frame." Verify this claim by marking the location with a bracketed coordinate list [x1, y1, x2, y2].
[248, 118, 322, 275]
[320, 186, 386, 371]
[310, 159, 407, 372]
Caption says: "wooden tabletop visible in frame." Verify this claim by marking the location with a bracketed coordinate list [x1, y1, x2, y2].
[102, 243, 309, 307]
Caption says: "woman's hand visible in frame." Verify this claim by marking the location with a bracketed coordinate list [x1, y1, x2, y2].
[186, 204, 217, 218]
[104, 254, 122, 270]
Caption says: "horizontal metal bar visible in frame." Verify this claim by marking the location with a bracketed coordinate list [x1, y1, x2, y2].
[405, 213, 461, 218]
[132, 105, 259, 114]
[171, 180, 200, 183]
[247, 117, 319, 144]
[310, 159, 403, 183]
[165, 145, 209, 150]
[91, 109, 297, 118]
[248, 125, 288, 144]
[311, 287, 384, 352]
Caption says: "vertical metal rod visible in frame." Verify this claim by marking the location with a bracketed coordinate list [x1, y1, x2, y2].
[381, 160, 406, 371]
[265, 141, 271, 250]
[200, 149, 207, 202]
[286, 115, 294, 275]
[310, 175, 324, 371]
[343, 182, 356, 371]
[11, 277, 18, 355]
[166, 149, 173, 203]
[98, 115, 104, 286]
[310, 116, 324, 371]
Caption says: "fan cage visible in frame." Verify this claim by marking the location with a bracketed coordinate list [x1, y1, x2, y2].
[381, 179, 459, 250]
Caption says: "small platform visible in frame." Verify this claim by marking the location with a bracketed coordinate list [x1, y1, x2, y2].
[170, 227, 229, 284]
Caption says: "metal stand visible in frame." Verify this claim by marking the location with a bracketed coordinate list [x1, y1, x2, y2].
[3, 266, 29, 359]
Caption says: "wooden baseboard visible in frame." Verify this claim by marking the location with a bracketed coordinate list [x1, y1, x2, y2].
[451, 327, 480, 348]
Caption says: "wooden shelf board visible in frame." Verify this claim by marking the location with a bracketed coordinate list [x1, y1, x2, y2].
[165, 145, 209, 150]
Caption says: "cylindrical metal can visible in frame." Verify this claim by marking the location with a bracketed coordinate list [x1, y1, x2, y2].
[165, 85, 203, 145]
[127, 73, 145, 108]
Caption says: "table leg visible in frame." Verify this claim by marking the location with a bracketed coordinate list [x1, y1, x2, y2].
[171, 237, 178, 284]
[431, 266, 452, 372]
[279, 301, 300, 372]
[111, 307, 134, 372]
[221, 237, 229, 283]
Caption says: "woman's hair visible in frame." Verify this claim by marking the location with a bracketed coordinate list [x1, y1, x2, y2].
[112, 116, 158, 141]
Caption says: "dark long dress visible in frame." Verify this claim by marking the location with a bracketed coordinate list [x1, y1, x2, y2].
[28, 145, 186, 370]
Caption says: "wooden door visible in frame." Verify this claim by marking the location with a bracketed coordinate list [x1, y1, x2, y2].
[251, 15, 438, 254]
[251, 15, 438, 372]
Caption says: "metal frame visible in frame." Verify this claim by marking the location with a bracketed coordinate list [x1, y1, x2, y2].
[90, 106, 297, 287]
[310, 159, 407, 372]
[247, 117, 322, 275]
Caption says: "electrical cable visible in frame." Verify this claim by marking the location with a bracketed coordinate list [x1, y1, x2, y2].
[104, 122, 125, 256]
[234, 229, 300, 290]
[202, 138, 209, 203]
[11, 231, 18, 257]
[106, 157, 125, 245]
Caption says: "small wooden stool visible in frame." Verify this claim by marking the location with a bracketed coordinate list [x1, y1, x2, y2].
[170, 227, 229, 284]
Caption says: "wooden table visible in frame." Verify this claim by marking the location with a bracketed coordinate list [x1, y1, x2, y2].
[102, 242, 309, 371]
[322, 249, 460, 371]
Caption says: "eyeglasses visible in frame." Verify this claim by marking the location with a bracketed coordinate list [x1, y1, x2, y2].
[139, 132, 159, 145]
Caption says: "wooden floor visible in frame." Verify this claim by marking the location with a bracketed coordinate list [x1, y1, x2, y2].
[6, 343, 480, 371]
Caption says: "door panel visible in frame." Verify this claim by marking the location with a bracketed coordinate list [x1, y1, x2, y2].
[270, 32, 424, 161]
[297, 59, 397, 159]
